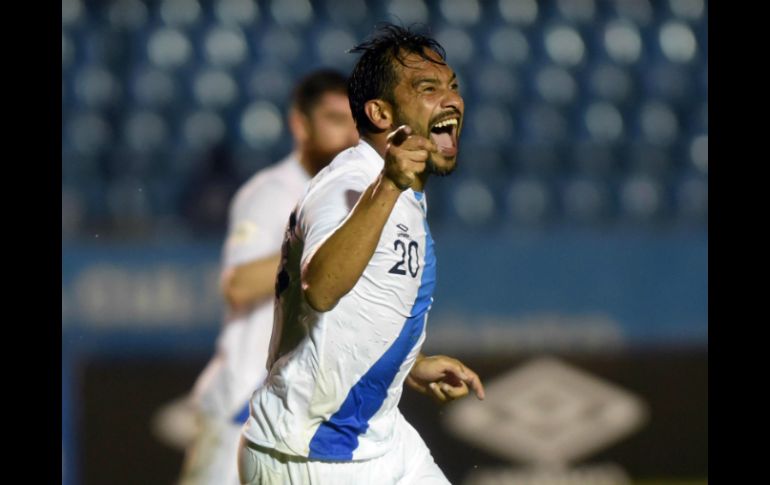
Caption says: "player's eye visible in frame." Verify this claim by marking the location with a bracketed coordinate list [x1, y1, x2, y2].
[450, 83, 459, 91]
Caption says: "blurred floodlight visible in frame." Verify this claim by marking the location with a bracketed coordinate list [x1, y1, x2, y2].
[545, 25, 585, 67]
[270, 0, 313, 26]
[668, 0, 705, 21]
[261, 28, 301, 63]
[183, 110, 227, 150]
[535, 66, 577, 105]
[640, 102, 679, 146]
[439, 0, 482, 26]
[585, 102, 624, 142]
[508, 179, 550, 224]
[690, 135, 708, 174]
[62, 0, 84, 27]
[488, 27, 530, 65]
[613, 0, 652, 26]
[108, 0, 148, 30]
[476, 64, 519, 103]
[124, 110, 168, 154]
[193, 69, 238, 108]
[556, 0, 596, 24]
[69, 112, 113, 156]
[589, 64, 632, 103]
[148, 28, 192, 69]
[247, 64, 292, 101]
[660, 21, 697, 63]
[133, 69, 176, 107]
[471, 104, 514, 144]
[499, 0, 538, 26]
[620, 174, 663, 220]
[74, 66, 121, 109]
[435, 28, 474, 65]
[62, 34, 74, 68]
[676, 177, 708, 221]
[563, 178, 607, 222]
[326, 0, 367, 25]
[453, 180, 495, 226]
[240, 101, 283, 147]
[386, 0, 428, 25]
[160, 0, 202, 27]
[317, 29, 357, 67]
[526, 104, 567, 143]
[204, 26, 248, 67]
[604, 20, 642, 64]
[214, 0, 259, 26]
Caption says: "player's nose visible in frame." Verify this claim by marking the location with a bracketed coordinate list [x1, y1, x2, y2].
[441, 89, 463, 114]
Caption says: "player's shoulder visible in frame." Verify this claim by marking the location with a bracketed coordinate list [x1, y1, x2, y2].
[308, 143, 380, 191]
[233, 155, 303, 206]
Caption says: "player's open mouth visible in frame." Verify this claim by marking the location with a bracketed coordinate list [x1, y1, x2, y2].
[429, 116, 459, 158]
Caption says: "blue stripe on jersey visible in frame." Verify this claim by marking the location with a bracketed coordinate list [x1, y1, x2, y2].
[231, 400, 250, 425]
[307, 219, 437, 460]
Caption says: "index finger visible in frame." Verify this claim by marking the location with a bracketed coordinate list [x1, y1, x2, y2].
[387, 124, 413, 147]
[462, 369, 485, 400]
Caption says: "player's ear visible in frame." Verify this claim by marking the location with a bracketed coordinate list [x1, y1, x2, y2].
[289, 105, 310, 144]
[364, 99, 393, 132]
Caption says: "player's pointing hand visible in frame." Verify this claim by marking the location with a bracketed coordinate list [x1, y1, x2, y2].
[383, 124, 437, 191]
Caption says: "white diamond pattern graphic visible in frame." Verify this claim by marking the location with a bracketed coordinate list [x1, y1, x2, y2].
[444, 357, 648, 466]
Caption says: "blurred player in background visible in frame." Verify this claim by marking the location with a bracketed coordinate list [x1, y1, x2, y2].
[237, 24, 484, 484]
[176, 69, 358, 485]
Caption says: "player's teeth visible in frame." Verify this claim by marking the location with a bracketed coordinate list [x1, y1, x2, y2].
[434, 119, 457, 128]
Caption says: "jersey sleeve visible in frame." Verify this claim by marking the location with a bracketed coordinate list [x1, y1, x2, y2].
[222, 181, 297, 269]
[298, 167, 374, 268]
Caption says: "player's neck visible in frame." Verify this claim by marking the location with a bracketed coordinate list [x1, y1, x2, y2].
[297, 149, 324, 177]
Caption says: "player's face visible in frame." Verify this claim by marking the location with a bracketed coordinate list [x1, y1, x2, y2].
[305, 92, 359, 170]
[390, 48, 464, 176]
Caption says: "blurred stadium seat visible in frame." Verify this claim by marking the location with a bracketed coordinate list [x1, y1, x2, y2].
[61, 0, 707, 239]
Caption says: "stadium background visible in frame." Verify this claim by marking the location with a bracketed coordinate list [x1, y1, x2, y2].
[61, 0, 707, 484]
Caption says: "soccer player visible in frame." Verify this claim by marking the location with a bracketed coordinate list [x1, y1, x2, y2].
[177, 69, 359, 485]
[237, 24, 485, 484]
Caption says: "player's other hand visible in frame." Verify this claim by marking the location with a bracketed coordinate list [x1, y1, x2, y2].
[383, 125, 437, 191]
[406, 354, 485, 404]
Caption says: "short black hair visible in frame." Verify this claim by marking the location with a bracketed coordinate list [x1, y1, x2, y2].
[348, 23, 447, 135]
[291, 68, 349, 116]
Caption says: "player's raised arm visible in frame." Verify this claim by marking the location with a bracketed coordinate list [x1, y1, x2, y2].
[301, 125, 437, 312]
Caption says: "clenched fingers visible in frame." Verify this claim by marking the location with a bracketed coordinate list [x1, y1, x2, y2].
[386, 125, 438, 154]
[444, 362, 485, 401]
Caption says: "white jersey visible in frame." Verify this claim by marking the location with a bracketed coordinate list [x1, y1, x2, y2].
[243, 140, 437, 461]
[192, 153, 311, 423]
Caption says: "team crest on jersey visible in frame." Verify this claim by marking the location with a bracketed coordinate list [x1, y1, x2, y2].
[230, 221, 258, 245]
